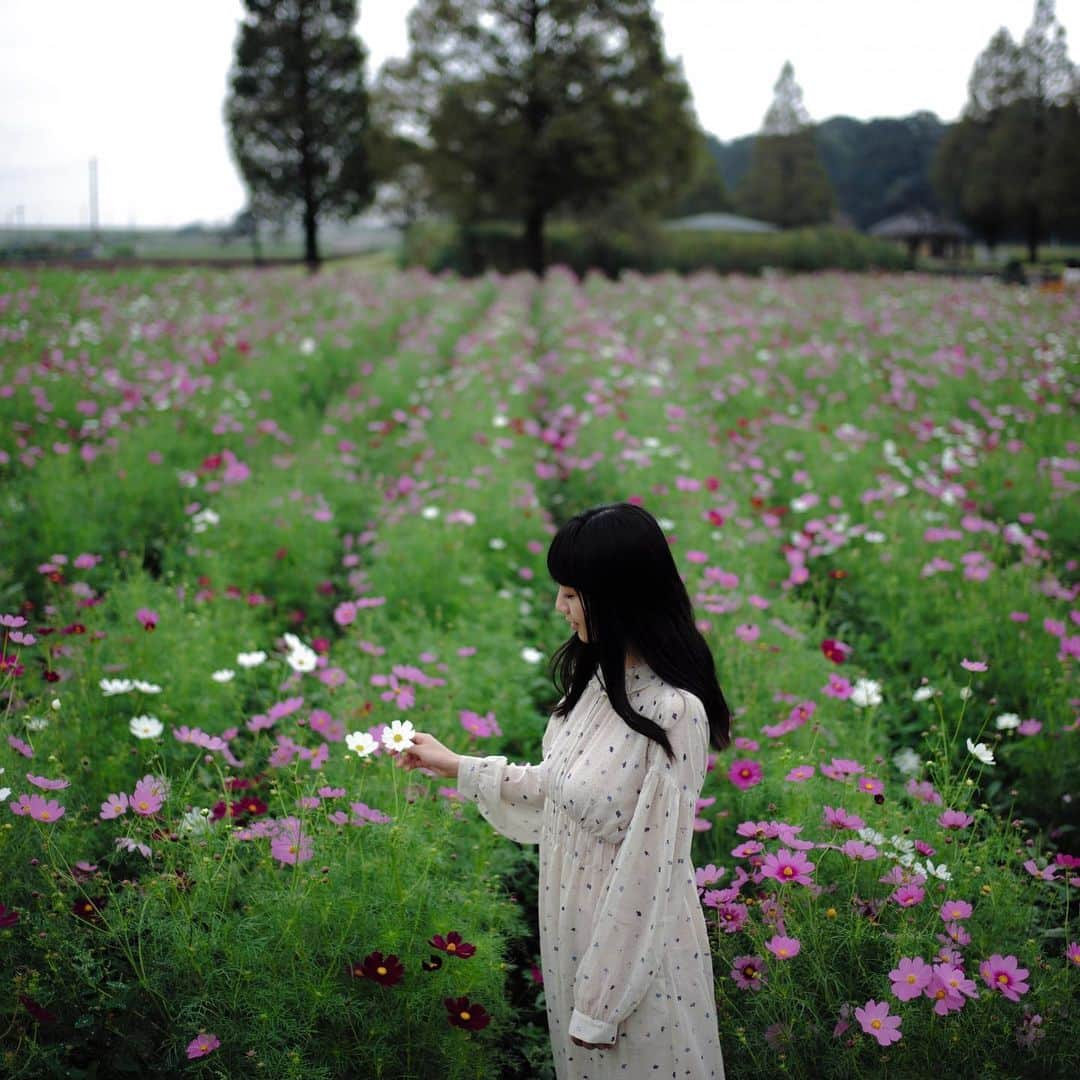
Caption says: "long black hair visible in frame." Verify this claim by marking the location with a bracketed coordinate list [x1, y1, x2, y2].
[546, 502, 731, 758]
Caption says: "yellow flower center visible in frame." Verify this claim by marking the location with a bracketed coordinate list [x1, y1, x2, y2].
[934, 989, 945, 1000]
[782, 867, 793, 877]
[447, 942, 457, 952]
[377, 966, 387, 976]
[906, 975, 916, 984]
[460, 1011, 471, 1021]
[997, 973, 1009, 984]
[138, 801, 149, 811]
[871, 1019, 882, 1030]
[40, 810, 51, 820]
[777, 948, 788, 957]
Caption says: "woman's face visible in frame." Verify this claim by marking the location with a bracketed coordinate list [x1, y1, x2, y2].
[554, 584, 588, 642]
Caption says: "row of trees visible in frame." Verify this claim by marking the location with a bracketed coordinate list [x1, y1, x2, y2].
[225, 0, 1079, 273]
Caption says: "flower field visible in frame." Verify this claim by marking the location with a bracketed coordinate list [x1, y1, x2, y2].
[0, 263, 1077, 1078]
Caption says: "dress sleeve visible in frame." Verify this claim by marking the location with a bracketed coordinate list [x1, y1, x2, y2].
[456, 729, 551, 846]
[568, 690, 707, 1046]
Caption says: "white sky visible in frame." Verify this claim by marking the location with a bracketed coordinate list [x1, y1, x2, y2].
[2, 0, 1077, 226]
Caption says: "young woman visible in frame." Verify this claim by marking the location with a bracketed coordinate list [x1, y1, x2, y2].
[399, 502, 730, 1079]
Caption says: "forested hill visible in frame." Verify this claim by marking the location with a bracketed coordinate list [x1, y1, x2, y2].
[707, 111, 947, 230]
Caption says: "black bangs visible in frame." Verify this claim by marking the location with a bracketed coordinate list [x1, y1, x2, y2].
[545, 517, 586, 587]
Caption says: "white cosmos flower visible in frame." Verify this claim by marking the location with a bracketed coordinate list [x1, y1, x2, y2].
[51, 698, 62, 710]
[850, 678, 883, 708]
[921, 859, 952, 882]
[0, 767, 8, 803]
[421, 506, 440, 520]
[863, 530, 888, 543]
[178, 808, 211, 835]
[966, 738, 995, 765]
[26, 715, 48, 732]
[858, 827, 885, 846]
[286, 647, 317, 673]
[211, 669, 235, 683]
[912, 685, 936, 702]
[888, 835, 915, 854]
[520, 646, 544, 664]
[236, 650, 267, 668]
[994, 712, 1021, 730]
[346, 731, 378, 757]
[129, 715, 163, 739]
[100, 678, 135, 696]
[381, 720, 416, 753]
[892, 747, 921, 776]
[133, 680, 162, 694]
[959, 686, 973, 700]
[488, 537, 507, 550]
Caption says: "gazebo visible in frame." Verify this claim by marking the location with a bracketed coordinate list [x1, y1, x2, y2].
[868, 209, 971, 258]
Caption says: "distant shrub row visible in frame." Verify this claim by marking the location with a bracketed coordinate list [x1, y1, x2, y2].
[400, 220, 913, 277]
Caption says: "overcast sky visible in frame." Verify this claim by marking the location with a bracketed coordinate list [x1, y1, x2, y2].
[2, 0, 1077, 227]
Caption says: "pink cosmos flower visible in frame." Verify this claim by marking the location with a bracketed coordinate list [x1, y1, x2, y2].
[822, 673, 852, 699]
[10, 793, 65, 822]
[906, 778, 943, 805]
[727, 759, 763, 790]
[379, 676, 415, 710]
[889, 957, 932, 1001]
[840, 840, 879, 861]
[135, 608, 159, 631]
[761, 848, 816, 886]
[892, 883, 926, 908]
[130, 776, 165, 816]
[823, 805, 865, 830]
[938, 809, 974, 829]
[785, 764, 815, 782]
[980, 954, 1030, 1001]
[960, 658, 987, 672]
[940, 899, 973, 921]
[100, 792, 129, 820]
[270, 818, 313, 865]
[695, 864, 725, 888]
[460, 709, 502, 737]
[715, 902, 749, 933]
[1017, 719, 1042, 735]
[940, 921, 971, 947]
[7, 735, 33, 759]
[729, 955, 765, 991]
[737, 820, 781, 840]
[854, 1000, 901, 1046]
[926, 963, 978, 1015]
[857, 776, 884, 796]
[1022, 859, 1058, 881]
[1066, 942, 1080, 967]
[333, 600, 358, 626]
[766, 935, 801, 960]
[26, 774, 70, 791]
[186, 1033, 221, 1059]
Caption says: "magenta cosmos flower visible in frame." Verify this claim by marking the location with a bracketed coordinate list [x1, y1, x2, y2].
[889, 957, 932, 1001]
[939, 899, 973, 922]
[892, 883, 925, 908]
[854, 999, 902, 1047]
[761, 848, 816, 886]
[980, 954, 1030, 1002]
[10, 793, 65, 822]
[186, 1032, 220, 1059]
[729, 955, 766, 990]
[727, 759, 763, 790]
[1066, 942, 1080, 967]
[130, 776, 165, 816]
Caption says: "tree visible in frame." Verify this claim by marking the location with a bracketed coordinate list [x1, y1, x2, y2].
[375, 0, 701, 275]
[226, 0, 375, 272]
[934, 2, 1080, 260]
[738, 62, 833, 228]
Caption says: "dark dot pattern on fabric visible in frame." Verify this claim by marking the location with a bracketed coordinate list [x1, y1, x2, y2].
[457, 662, 725, 1079]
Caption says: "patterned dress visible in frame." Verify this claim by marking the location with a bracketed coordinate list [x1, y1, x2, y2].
[456, 662, 725, 1079]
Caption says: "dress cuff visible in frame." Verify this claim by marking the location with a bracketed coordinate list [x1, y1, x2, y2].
[455, 754, 481, 800]
[568, 1008, 618, 1045]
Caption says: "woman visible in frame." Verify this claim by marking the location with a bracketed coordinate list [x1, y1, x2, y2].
[400, 503, 730, 1079]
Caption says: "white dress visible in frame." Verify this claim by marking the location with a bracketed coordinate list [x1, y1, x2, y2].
[456, 662, 725, 1080]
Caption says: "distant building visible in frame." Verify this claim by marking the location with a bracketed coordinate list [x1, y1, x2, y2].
[868, 209, 970, 258]
[663, 212, 780, 234]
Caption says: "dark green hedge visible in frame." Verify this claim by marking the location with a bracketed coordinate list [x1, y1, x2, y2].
[400, 220, 913, 276]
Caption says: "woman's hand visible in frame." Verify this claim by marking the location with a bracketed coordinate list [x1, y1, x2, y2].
[396, 731, 461, 779]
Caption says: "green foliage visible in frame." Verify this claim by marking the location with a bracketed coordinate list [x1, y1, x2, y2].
[401, 220, 911, 276]
[226, 0, 375, 269]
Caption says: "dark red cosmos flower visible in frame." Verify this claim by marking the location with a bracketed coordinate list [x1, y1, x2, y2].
[430, 931, 476, 958]
[237, 797, 268, 818]
[821, 638, 852, 664]
[19, 995, 57, 1024]
[356, 951, 404, 986]
[421, 955, 443, 972]
[444, 996, 491, 1031]
[72, 896, 105, 923]
[0, 903, 20, 928]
